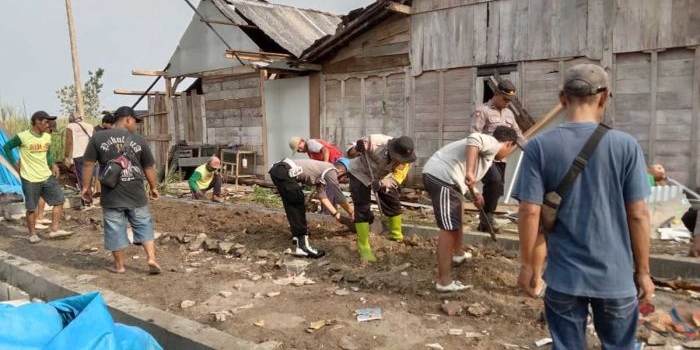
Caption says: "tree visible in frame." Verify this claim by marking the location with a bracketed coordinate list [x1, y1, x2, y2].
[56, 68, 104, 119]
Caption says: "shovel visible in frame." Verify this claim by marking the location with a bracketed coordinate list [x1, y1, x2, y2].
[467, 185, 497, 242]
[363, 153, 390, 234]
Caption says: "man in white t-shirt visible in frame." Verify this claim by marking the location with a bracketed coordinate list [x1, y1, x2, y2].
[422, 126, 518, 292]
[65, 112, 94, 205]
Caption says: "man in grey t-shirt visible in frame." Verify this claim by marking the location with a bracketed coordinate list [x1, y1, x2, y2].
[269, 158, 354, 258]
[422, 126, 517, 292]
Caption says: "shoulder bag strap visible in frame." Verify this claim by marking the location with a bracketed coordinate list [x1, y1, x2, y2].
[73, 121, 93, 138]
[554, 123, 611, 197]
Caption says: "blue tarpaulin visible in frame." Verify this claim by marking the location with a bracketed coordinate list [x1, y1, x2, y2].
[0, 130, 23, 197]
[0, 292, 163, 350]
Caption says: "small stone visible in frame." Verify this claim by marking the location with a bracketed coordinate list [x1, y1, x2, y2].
[338, 336, 359, 350]
[172, 232, 186, 243]
[401, 271, 408, 276]
[335, 289, 350, 296]
[256, 249, 270, 258]
[184, 268, 195, 273]
[250, 275, 262, 281]
[467, 303, 489, 317]
[233, 243, 245, 250]
[646, 332, 666, 346]
[253, 320, 265, 327]
[180, 300, 196, 309]
[189, 262, 202, 267]
[219, 291, 233, 298]
[162, 236, 171, 244]
[327, 263, 348, 272]
[344, 272, 360, 283]
[441, 302, 463, 317]
[351, 287, 360, 292]
[282, 248, 292, 255]
[182, 234, 195, 244]
[266, 291, 280, 298]
[425, 344, 444, 350]
[218, 242, 235, 254]
[683, 340, 700, 349]
[189, 233, 208, 251]
[253, 293, 263, 299]
[132, 255, 140, 260]
[464, 332, 485, 338]
[234, 284, 243, 290]
[330, 273, 344, 283]
[204, 239, 219, 251]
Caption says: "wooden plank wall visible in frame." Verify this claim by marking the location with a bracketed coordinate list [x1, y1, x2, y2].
[410, 0, 604, 75]
[202, 73, 265, 175]
[612, 49, 696, 185]
[145, 93, 206, 173]
[613, 0, 700, 54]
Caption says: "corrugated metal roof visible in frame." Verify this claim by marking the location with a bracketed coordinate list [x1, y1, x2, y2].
[224, 0, 341, 57]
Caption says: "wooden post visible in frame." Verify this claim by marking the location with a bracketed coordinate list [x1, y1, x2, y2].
[648, 50, 659, 164]
[691, 47, 700, 189]
[64, 0, 85, 118]
[163, 78, 173, 177]
[260, 69, 269, 179]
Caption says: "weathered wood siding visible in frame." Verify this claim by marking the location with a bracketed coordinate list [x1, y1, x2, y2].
[202, 73, 265, 175]
[323, 15, 410, 74]
[612, 49, 697, 185]
[411, 0, 605, 75]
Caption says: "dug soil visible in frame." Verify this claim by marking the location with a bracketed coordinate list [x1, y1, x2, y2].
[0, 197, 692, 349]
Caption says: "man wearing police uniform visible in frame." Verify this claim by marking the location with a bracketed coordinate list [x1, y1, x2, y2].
[471, 80, 526, 233]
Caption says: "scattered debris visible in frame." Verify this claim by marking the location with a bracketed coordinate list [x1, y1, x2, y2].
[335, 289, 350, 296]
[253, 293, 263, 299]
[250, 275, 263, 281]
[356, 307, 382, 322]
[467, 303, 490, 317]
[232, 303, 254, 313]
[464, 332, 486, 338]
[254, 320, 265, 327]
[425, 343, 444, 350]
[306, 319, 335, 333]
[180, 300, 195, 309]
[534, 337, 553, 347]
[132, 255, 140, 260]
[188, 233, 207, 251]
[75, 274, 97, 282]
[684, 340, 700, 349]
[256, 249, 271, 258]
[217, 242, 235, 254]
[266, 291, 280, 298]
[273, 275, 316, 286]
[441, 302, 463, 317]
[203, 238, 219, 251]
[219, 291, 233, 298]
[350, 287, 360, 292]
[646, 332, 667, 346]
[448, 329, 463, 336]
[658, 227, 692, 242]
[210, 311, 231, 322]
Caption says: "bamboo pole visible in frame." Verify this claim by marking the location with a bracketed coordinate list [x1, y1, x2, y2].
[64, 0, 85, 118]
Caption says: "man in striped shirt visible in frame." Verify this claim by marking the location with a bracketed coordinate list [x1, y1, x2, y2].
[422, 126, 518, 292]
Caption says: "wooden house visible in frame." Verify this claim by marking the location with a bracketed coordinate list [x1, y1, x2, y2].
[299, 0, 700, 188]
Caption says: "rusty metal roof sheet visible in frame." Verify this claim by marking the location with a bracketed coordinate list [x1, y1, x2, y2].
[222, 0, 341, 57]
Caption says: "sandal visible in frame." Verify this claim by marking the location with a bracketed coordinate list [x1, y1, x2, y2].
[452, 251, 473, 264]
[436, 280, 470, 293]
[47, 229, 73, 238]
[28, 235, 42, 244]
[36, 218, 52, 224]
[106, 266, 126, 274]
[148, 263, 162, 275]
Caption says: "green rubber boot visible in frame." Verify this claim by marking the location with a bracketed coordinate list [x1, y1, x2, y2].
[387, 215, 404, 242]
[355, 222, 376, 262]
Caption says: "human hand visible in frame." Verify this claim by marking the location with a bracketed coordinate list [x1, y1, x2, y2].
[690, 236, 700, 257]
[64, 157, 72, 166]
[518, 265, 542, 298]
[635, 272, 655, 304]
[80, 187, 92, 203]
[52, 165, 60, 178]
[333, 212, 342, 222]
[465, 172, 477, 188]
[473, 193, 485, 209]
[149, 187, 160, 200]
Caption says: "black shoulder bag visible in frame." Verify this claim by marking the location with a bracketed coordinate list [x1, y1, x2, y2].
[540, 123, 611, 232]
[98, 134, 134, 188]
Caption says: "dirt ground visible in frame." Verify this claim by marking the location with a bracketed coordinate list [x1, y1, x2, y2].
[0, 191, 698, 349]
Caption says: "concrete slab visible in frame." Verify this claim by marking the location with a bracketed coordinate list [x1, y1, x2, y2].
[0, 250, 280, 350]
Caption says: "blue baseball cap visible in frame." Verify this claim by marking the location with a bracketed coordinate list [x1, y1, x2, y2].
[335, 157, 350, 171]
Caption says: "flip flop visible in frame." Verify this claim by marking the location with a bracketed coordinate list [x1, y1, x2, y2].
[47, 230, 74, 238]
[106, 266, 126, 274]
[28, 235, 42, 244]
[36, 219, 52, 224]
[35, 223, 49, 230]
[148, 263, 162, 275]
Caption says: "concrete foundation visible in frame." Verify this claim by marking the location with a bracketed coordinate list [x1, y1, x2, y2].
[0, 250, 280, 350]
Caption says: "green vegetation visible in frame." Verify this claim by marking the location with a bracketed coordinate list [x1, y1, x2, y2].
[56, 68, 105, 120]
[250, 185, 283, 208]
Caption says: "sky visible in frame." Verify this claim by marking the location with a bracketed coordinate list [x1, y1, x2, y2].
[0, 0, 373, 117]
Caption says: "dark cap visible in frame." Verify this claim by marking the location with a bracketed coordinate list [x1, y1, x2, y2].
[113, 106, 143, 123]
[496, 80, 517, 100]
[30, 111, 57, 124]
[563, 64, 609, 97]
[387, 136, 417, 164]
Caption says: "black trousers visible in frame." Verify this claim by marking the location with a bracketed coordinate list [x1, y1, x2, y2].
[349, 174, 402, 223]
[481, 161, 506, 216]
[269, 163, 307, 238]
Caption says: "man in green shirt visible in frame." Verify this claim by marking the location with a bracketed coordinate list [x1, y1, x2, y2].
[3, 111, 72, 243]
[188, 156, 223, 203]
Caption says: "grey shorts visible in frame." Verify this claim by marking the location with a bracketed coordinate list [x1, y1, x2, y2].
[22, 177, 65, 211]
[423, 173, 463, 231]
[103, 206, 154, 251]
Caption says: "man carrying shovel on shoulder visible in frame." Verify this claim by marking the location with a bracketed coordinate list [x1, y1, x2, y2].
[269, 158, 354, 258]
[348, 135, 417, 263]
[422, 126, 518, 292]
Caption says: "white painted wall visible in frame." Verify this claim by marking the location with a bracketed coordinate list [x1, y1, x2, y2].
[264, 76, 311, 173]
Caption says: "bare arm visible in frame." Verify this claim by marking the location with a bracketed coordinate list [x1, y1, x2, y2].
[144, 166, 160, 200]
[626, 199, 654, 302]
[64, 128, 73, 161]
[518, 201, 546, 298]
[464, 145, 480, 187]
[321, 147, 330, 163]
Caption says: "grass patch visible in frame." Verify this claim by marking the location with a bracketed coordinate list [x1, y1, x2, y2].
[250, 185, 283, 208]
